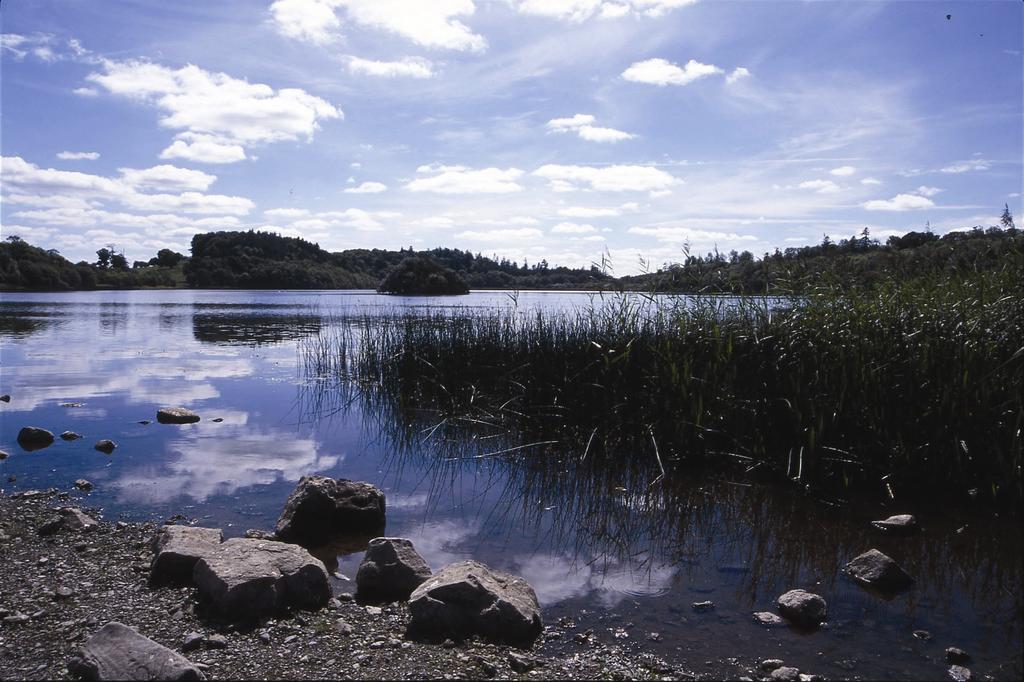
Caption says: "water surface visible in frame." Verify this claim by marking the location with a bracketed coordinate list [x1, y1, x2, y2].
[0, 289, 1019, 679]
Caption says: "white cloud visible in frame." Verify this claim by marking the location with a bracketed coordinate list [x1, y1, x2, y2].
[87, 59, 341, 162]
[546, 113, 634, 143]
[343, 181, 388, 194]
[829, 165, 856, 176]
[455, 228, 544, 241]
[1, 33, 29, 60]
[160, 133, 248, 164]
[118, 165, 217, 192]
[863, 193, 935, 211]
[725, 66, 750, 84]
[627, 226, 757, 243]
[275, 0, 486, 51]
[622, 58, 722, 86]
[73, 87, 99, 97]
[861, 177, 882, 185]
[407, 165, 525, 194]
[558, 206, 620, 217]
[512, 0, 697, 22]
[264, 207, 311, 219]
[798, 179, 840, 194]
[347, 56, 435, 78]
[915, 185, 942, 197]
[551, 222, 596, 234]
[57, 151, 100, 160]
[940, 159, 990, 174]
[533, 164, 679, 192]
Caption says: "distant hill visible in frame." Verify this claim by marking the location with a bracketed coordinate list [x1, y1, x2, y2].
[377, 255, 470, 295]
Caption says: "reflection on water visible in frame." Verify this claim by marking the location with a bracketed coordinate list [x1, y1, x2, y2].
[0, 290, 1020, 680]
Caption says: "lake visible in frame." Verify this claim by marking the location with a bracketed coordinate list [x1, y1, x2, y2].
[0, 289, 1020, 679]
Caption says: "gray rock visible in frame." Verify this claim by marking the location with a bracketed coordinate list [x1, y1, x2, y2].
[205, 634, 228, 650]
[17, 426, 54, 451]
[68, 621, 205, 680]
[150, 526, 224, 587]
[94, 440, 117, 454]
[948, 665, 972, 682]
[871, 514, 919, 535]
[691, 600, 715, 612]
[0, 450, 8, 460]
[138, 420, 152, 425]
[243, 529, 277, 540]
[39, 508, 99, 536]
[507, 652, 536, 673]
[844, 549, 913, 593]
[75, 479, 94, 492]
[753, 611, 786, 627]
[181, 633, 204, 652]
[0, 394, 10, 402]
[408, 560, 543, 645]
[776, 589, 827, 628]
[760, 659, 785, 671]
[275, 476, 386, 544]
[945, 647, 971, 665]
[157, 407, 200, 424]
[61, 431, 84, 441]
[356, 537, 432, 601]
[192, 538, 331, 620]
[771, 667, 801, 682]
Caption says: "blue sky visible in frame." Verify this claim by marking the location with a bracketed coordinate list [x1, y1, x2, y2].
[2, 0, 1021, 273]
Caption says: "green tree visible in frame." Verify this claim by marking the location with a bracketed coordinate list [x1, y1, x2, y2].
[95, 248, 111, 269]
[1001, 204, 1015, 229]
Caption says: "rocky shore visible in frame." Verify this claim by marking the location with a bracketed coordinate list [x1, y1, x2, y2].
[0, 487, 704, 681]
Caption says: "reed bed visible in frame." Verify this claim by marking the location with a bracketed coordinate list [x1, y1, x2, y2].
[302, 265, 1023, 508]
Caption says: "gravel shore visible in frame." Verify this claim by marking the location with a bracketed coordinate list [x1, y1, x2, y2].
[0, 488, 710, 681]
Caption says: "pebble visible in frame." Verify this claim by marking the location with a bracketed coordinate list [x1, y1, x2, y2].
[258, 630, 271, 645]
[753, 611, 785, 627]
[691, 600, 715, 612]
[182, 632, 204, 652]
[206, 634, 228, 649]
[365, 606, 382, 616]
[284, 635, 298, 645]
[948, 665, 972, 681]
[54, 586, 75, 600]
[913, 629, 933, 641]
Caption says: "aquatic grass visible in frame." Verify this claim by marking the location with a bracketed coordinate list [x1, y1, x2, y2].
[301, 262, 1023, 509]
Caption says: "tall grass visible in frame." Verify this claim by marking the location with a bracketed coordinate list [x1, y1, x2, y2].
[302, 263, 1023, 509]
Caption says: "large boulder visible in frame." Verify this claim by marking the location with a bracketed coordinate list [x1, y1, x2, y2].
[844, 549, 913, 593]
[871, 514, 919, 536]
[275, 476, 385, 544]
[408, 560, 543, 645]
[776, 589, 827, 628]
[149, 526, 224, 587]
[356, 537, 432, 602]
[17, 426, 54, 451]
[193, 538, 330, 621]
[68, 621, 205, 681]
[39, 508, 99, 536]
[156, 407, 200, 424]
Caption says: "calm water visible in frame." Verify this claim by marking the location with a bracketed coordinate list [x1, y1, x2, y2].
[0, 290, 1020, 679]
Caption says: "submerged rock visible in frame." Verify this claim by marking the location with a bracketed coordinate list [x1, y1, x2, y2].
[17, 426, 54, 451]
[776, 589, 827, 628]
[408, 560, 543, 645]
[0, 450, 8, 460]
[192, 538, 331, 620]
[0, 394, 10, 402]
[771, 667, 801, 682]
[844, 549, 913, 593]
[39, 508, 98, 536]
[156, 407, 200, 424]
[150, 525, 224, 587]
[275, 476, 385, 544]
[94, 439, 117, 454]
[74, 479, 93, 492]
[68, 621, 205, 681]
[871, 514, 920, 535]
[61, 431, 84, 441]
[752, 612, 786, 627]
[948, 664, 972, 682]
[945, 647, 972, 665]
[356, 537, 432, 602]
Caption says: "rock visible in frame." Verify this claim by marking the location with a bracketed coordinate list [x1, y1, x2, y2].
[760, 659, 785, 672]
[945, 647, 971, 665]
[94, 440, 117, 454]
[948, 665, 972, 681]
[205, 634, 228, 649]
[55, 586, 76, 600]
[0, 394, 10, 402]
[17, 426, 54, 451]
[68, 622, 205, 680]
[356, 537, 432, 602]
[39, 508, 99, 536]
[913, 629, 932, 641]
[275, 476, 386, 544]
[844, 549, 913, 593]
[334, 619, 353, 636]
[0, 450, 8, 460]
[408, 560, 543, 645]
[192, 538, 331, 621]
[871, 514, 920, 535]
[771, 667, 801, 682]
[75, 479, 94, 492]
[507, 652, 536, 673]
[138, 420, 152, 425]
[776, 589, 827, 628]
[753, 611, 786, 627]
[62, 431, 84, 441]
[691, 600, 715, 612]
[182, 633, 204, 652]
[60, 402, 85, 408]
[211, 418, 224, 423]
[150, 526, 224, 587]
[243, 529, 277, 541]
[157, 407, 200, 424]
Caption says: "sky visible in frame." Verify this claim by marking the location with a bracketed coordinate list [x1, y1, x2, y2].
[1, 0, 1021, 274]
